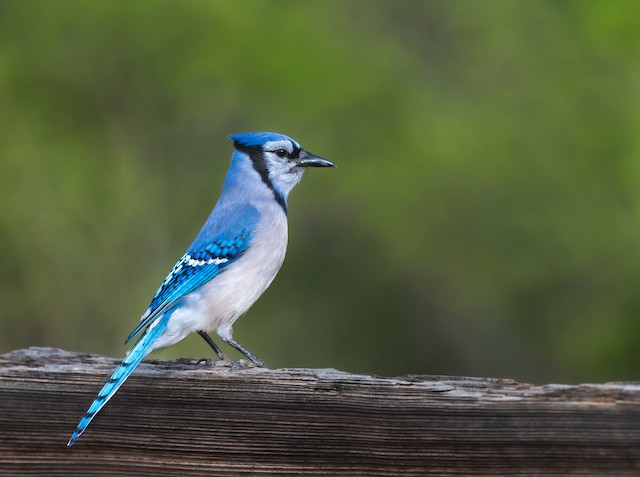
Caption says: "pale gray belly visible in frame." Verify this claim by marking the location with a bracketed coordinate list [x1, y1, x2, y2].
[151, 212, 289, 350]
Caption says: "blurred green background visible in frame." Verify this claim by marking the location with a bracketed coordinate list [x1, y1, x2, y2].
[1, 0, 639, 384]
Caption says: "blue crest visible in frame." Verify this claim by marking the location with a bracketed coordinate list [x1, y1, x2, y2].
[228, 131, 298, 149]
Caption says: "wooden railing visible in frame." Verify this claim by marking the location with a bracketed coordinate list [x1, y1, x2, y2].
[1, 347, 639, 475]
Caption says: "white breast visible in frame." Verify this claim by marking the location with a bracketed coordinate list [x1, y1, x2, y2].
[151, 204, 288, 350]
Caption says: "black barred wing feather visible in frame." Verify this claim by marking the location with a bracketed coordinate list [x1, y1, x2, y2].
[125, 233, 251, 344]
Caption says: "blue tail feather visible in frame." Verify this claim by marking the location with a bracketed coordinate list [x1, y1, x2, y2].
[67, 312, 172, 447]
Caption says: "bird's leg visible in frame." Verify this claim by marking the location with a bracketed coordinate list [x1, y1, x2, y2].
[222, 337, 266, 368]
[222, 338, 266, 368]
[197, 330, 230, 362]
[217, 325, 265, 367]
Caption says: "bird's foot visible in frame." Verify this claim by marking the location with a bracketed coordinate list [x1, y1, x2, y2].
[195, 357, 234, 368]
[230, 358, 265, 371]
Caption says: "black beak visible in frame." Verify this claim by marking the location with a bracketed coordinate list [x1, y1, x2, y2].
[297, 150, 335, 168]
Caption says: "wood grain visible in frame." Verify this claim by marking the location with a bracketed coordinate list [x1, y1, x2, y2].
[0, 347, 639, 476]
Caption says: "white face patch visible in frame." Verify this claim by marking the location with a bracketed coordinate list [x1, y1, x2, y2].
[265, 156, 304, 198]
[263, 139, 299, 154]
[259, 139, 305, 198]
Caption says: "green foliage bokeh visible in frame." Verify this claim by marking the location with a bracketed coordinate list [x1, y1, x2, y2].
[1, 0, 639, 383]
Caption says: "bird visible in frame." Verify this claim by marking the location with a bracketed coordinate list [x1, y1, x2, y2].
[67, 132, 334, 447]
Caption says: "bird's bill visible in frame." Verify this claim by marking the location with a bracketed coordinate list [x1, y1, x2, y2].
[297, 151, 335, 168]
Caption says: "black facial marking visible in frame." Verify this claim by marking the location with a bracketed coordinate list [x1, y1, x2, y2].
[288, 146, 301, 160]
[234, 143, 288, 214]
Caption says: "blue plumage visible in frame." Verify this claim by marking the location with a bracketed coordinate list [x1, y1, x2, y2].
[125, 232, 252, 344]
[229, 132, 299, 149]
[68, 132, 334, 446]
[68, 308, 174, 446]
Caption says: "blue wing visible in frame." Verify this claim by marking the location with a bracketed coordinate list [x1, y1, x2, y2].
[124, 232, 252, 344]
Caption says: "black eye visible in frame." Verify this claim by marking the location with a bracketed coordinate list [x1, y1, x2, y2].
[275, 149, 288, 158]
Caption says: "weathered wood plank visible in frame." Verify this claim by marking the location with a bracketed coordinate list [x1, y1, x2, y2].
[0, 347, 639, 475]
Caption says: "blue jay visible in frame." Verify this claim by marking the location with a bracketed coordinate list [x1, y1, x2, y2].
[68, 132, 334, 446]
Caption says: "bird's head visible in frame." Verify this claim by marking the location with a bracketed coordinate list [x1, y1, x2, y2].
[229, 132, 334, 205]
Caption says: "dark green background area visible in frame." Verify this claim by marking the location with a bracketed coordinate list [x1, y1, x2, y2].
[1, 1, 639, 383]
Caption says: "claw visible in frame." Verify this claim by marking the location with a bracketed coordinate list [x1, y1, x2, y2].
[195, 357, 233, 368]
[230, 359, 264, 371]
